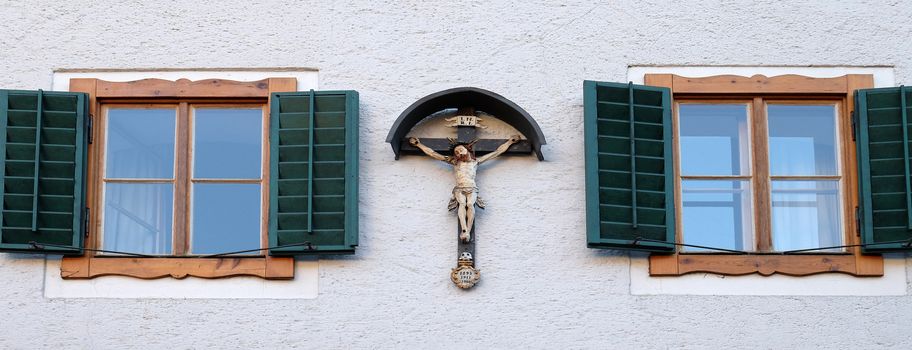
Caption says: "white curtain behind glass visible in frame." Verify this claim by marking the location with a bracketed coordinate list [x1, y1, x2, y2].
[103, 109, 175, 255]
[768, 105, 841, 251]
[678, 104, 754, 251]
[104, 183, 172, 254]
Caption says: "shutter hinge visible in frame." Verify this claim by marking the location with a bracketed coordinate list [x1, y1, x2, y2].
[851, 110, 857, 142]
[855, 206, 861, 237]
[84, 207, 90, 238]
[87, 114, 94, 144]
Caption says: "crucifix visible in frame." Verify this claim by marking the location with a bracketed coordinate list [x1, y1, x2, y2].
[406, 106, 522, 289]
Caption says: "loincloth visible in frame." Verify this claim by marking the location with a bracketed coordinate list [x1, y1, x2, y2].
[448, 186, 486, 210]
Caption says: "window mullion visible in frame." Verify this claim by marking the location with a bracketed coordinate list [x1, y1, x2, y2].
[751, 97, 773, 252]
[173, 102, 191, 255]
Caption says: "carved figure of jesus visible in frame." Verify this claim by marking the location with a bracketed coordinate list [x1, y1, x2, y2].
[409, 135, 521, 242]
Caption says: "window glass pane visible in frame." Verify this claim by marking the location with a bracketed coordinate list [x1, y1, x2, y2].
[768, 104, 838, 176]
[681, 180, 754, 251]
[106, 108, 176, 179]
[193, 108, 262, 179]
[679, 104, 751, 176]
[771, 180, 842, 252]
[191, 183, 261, 254]
[103, 183, 173, 255]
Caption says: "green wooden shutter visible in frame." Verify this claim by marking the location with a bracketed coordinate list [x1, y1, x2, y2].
[856, 86, 912, 252]
[0, 90, 88, 254]
[584, 81, 674, 252]
[269, 90, 358, 255]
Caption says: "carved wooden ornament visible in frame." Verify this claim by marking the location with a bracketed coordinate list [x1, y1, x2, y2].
[451, 252, 481, 289]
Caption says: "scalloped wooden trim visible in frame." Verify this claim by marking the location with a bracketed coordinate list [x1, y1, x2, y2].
[60, 256, 295, 280]
[649, 254, 883, 277]
[644, 74, 874, 94]
[73, 78, 281, 98]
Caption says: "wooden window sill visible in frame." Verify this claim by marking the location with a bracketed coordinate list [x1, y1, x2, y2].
[59, 255, 295, 280]
[649, 253, 884, 277]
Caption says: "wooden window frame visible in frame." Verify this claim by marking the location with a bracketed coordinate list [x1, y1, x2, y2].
[60, 78, 297, 279]
[645, 74, 884, 277]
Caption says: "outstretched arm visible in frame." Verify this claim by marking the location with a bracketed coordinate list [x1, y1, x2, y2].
[409, 137, 450, 162]
[477, 135, 521, 164]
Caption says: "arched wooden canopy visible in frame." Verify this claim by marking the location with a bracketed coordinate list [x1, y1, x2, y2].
[386, 87, 546, 160]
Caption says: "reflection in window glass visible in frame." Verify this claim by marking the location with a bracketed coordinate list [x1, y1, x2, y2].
[681, 180, 754, 251]
[679, 104, 751, 176]
[191, 183, 261, 254]
[768, 105, 838, 176]
[193, 108, 262, 179]
[106, 108, 176, 179]
[771, 180, 842, 252]
[103, 183, 173, 255]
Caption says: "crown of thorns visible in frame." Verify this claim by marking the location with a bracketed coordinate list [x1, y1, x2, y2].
[447, 137, 478, 151]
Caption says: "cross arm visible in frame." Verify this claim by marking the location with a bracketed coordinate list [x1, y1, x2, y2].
[476, 136, 520, 164]
[397, 138, 533, 156]
[408, 137, 450, 162]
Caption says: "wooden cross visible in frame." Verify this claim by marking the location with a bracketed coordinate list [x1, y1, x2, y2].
[403, 107, 527, 288]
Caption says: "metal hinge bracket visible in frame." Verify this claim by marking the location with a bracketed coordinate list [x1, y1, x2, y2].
[87, 114, 94, 144]
[851, 110, 857, 142]
[855, 206, 861, 237]
[85, 207, 90, 238]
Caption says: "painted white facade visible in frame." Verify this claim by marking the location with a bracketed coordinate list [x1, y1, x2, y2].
[2, 1, 912, 349]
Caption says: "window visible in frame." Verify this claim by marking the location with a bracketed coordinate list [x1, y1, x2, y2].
[677, 100, 844, 253]
[0, 77, 366, 280]
[0, 78, 359, 279]
[100, 105, 265, 256]
[56, 78, 295, 279]
[584, 74, 887, 276]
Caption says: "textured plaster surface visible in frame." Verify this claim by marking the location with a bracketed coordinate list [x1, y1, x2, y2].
[1, 0, 912, 349]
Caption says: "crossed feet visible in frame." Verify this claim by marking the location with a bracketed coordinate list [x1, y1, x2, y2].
[460, 229, 471, 243]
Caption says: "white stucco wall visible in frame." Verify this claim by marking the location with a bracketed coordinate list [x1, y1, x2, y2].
[2, 1, 912, 349]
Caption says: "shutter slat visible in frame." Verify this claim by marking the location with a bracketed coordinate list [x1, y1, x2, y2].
[585, 81, 675, 252]
[0, 89, 87, 254]
[269, 90, 359, 255]
[597, 100, 666, 110]
[596, 118, 665, 127]
[857, 86, 912, 252]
